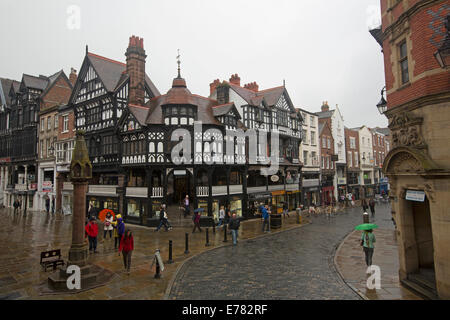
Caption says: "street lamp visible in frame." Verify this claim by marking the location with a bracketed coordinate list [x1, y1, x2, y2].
[376, 86, 387, 115]
[434, 15, 450, 69]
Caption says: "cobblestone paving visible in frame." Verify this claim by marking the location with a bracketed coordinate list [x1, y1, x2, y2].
[168, 203, 394, 300]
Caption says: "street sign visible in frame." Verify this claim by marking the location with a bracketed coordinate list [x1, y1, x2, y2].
[405, 190, 425, 202]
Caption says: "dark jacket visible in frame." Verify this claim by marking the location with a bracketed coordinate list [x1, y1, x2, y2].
[229, 218, 240, 230]
[117, 218, 125, 236]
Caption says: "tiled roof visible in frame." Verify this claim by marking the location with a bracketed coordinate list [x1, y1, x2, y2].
[145, 77, 222, 126]
[316, 110, 334, 119]
[228, 82, 286, 108]
[128, 103, 150, 126]
[0, 78, 19, 106]
[87, 52, 160, 96]
[212, 103, 235, 117]
[22, 74, 49, 91]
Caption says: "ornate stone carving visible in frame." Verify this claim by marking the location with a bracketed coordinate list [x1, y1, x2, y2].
[389, 113, 426, 149]
[390, 152, 423, 173]
[424, 183, 436, 203]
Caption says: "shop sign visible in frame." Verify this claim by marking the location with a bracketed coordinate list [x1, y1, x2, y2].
[271, 190, 285, 196]
[43, 181, 53, 192]
[0, 157, 11, 163]
[270, 175, 279, 182]
[249, 192, 271, 200]
[406, 190, 425, 202]
[337, 177, 347, 185]
[29, 183, 37, 190]
[174, 170, 186, 176]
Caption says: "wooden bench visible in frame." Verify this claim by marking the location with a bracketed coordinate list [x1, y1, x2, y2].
[40, 249, 65, 272]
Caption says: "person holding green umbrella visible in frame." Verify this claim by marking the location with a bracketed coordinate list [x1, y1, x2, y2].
[356, 223, 378, 267]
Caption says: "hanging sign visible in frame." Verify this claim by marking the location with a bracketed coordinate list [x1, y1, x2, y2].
[405, 190, 425, 202]
[270, 175, 279, 182]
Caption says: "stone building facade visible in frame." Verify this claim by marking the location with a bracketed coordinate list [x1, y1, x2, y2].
[373, 0, 450, 299]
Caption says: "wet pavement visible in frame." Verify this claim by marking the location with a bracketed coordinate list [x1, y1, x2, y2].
[0, 207, 304, 300]
[0, 202, 419, 300]
[167, 202, 419, 300]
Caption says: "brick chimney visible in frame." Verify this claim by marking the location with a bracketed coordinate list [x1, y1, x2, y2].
[244, 82, 259, 92]
[209, 79, 220, 96]
[229, 74, 241, 86]
[321, 101, 329, 112]
[69, 68, 77, 87]
[125, 35, 147, 105]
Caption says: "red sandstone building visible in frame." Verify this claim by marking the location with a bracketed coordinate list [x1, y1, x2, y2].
[344, 128, 361, 199]
[372, 0, 450, 299]
[319, 120, 335, 205]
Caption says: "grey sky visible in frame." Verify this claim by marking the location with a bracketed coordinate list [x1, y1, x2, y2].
[0, 0, 387, 128]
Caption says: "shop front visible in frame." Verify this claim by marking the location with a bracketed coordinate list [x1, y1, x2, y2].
[303, 187, 320, 207]
[124, 187, 148, 225]
[286, 191, 300, 211]
[248, 192, 272, 218]
[271, 190, 286, 214]
[321, 186, 334, 205]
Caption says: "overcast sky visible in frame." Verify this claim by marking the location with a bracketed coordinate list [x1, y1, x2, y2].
[0, 0, 387, 128]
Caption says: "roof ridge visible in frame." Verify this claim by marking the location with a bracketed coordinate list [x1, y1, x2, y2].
[212, 102, 234, 108]
[191, 94, 217, 102]
[257, 85, 284, 93]
[88, 52, 126, 67]
[129, 103, 149, 109]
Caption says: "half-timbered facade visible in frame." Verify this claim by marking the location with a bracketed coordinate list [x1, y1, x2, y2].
[209, 74, 303, 215]
[70, 36, 160, 216]
[0, 71, 72, 211]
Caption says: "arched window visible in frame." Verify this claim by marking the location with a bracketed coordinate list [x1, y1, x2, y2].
[196, 141, 202, 152]
[204, 142, 210, 153]
[149, 142, 155, 153]
[157, 142, 163, 153]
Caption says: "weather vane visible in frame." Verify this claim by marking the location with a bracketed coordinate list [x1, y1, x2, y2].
[177, 49, 181, 78]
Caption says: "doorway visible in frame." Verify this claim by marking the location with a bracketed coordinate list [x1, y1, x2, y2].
[412, 198, 434, 269]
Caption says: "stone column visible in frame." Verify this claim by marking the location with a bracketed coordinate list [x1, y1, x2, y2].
[55, 173, 64, 214]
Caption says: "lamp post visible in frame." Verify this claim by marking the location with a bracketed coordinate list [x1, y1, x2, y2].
[434, 15, 450, 69]
[376, 86, 387, 115]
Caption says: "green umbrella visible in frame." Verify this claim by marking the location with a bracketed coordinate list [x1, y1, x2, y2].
[355, 223, 379, 231]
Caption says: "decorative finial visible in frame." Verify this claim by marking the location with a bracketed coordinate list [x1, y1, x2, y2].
[86, 45, 88, 54]
[177, 49, 181, 78]
[283, 79, 285, 87]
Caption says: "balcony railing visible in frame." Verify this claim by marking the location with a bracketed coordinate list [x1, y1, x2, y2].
[196, 186, 208, 197]
[126, 187, 148, 198]
[247, 186, 267, 193]
[268, 185, 284, 191]
[152, 187, 164, 198]
[229, 185, 243, 194]
[286, 183, 299, 191]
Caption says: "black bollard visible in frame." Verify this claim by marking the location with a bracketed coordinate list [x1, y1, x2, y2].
[184, 232, 190, 254]
[212, 223, 216, 234]
[167, 240, 174, 264]
[205, 228, 211, 247]
[223, 225, 228, 242]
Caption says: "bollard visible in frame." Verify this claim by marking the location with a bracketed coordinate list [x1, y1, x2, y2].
[154, 260, 161, 279]
[184, 232, 190, 254]
[296, 208, 301, 224]
[205, 228, 211, 247]
[223, 225, 228, 242]
[167, 240, 174, 264]
[212, 223, 216, 234]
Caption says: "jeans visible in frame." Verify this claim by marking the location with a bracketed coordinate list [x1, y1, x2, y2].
[192, 222, 202, 233]
[262, 218, 270, 232]
[217, 218, 224, 227]
[104, 230, 112, 238]
[115, 235, 123, 249]
[370, 206, 375, 217]
[231, 229, 238, 245]
[88, 236, 97, 252]
[156, 219, 169, 231]
[363, 247, 374, 266]
[122, 250, 132, 271]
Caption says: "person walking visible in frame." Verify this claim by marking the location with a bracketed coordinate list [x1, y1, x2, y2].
[229, 212, 241, 246]
[217, 205, 225, 228]
[361, 198, 369, 213]
[112, 214, 120, 250]
[45, 197, 50, 214]
[103, 212, 114, 239]
[183, 195, 190, 218]
[361, 229, 376, 266]
[192, 210, 202, 233]
[13, 199, 19, 214]
[85, 217, 99, 253]
[224, 204, 231, 226]
[261, 204, 270, 233]
[119, 229, 134, 275]
[369, 198, 376, 218]
[113, 215, 125, 250]
[282, 202, 289, 218]
[155, 204, 171, 231]
[51, 197, 55, 214]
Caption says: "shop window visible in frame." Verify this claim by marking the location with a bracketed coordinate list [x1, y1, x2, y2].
[230, 198, 242, 217]
[127, 199, 140, 218]
[198, 200, 208, 216]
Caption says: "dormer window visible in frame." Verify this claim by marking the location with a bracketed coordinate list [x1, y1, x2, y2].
[163, 105, 196, 125]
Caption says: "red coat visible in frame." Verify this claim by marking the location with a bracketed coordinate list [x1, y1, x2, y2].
[85, 222, 98, 238]
[119, 235, 134, 252]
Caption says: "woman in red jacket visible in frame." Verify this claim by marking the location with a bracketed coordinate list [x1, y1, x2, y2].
[119, 229, 134, 274]
[85, 217, 99, 253]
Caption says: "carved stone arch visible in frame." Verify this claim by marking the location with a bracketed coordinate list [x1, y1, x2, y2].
[383, 146, 440, 175]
